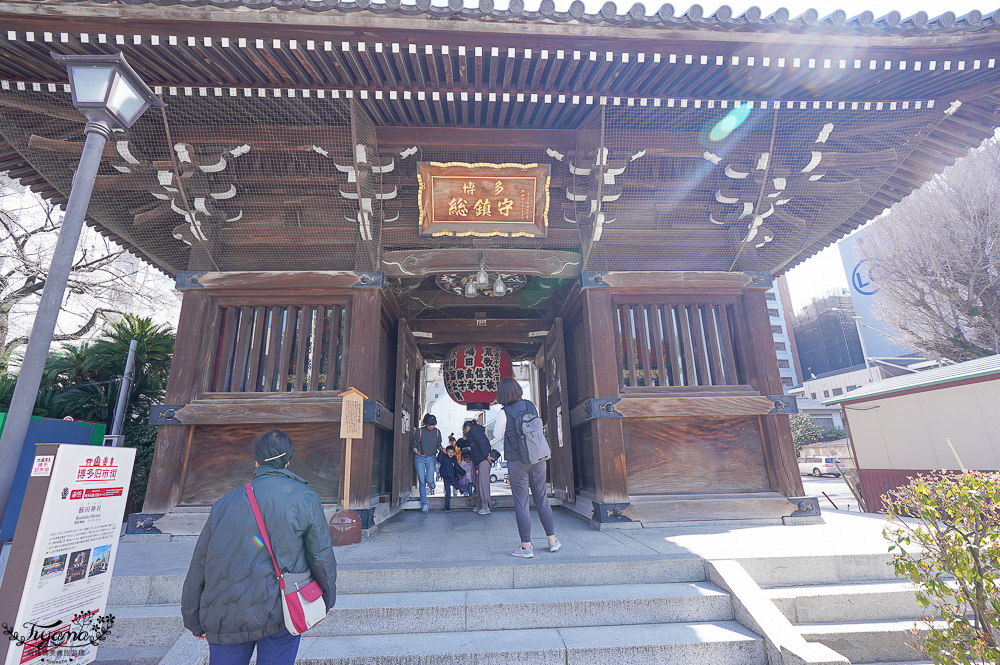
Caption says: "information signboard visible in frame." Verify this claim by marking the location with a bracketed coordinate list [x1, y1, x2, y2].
[418, 161, 550, 238]
[0, 443, 135, 665]
[338, 388, 367, 509]
[339, 388, 365, 440]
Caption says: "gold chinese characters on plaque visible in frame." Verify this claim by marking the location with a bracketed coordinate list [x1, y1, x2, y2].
[418, 162, 550, 238]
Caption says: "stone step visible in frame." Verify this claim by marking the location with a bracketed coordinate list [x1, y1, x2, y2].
[767, 580, 925, 623]
[286, 622, 765, 665]
[743, 553, 898, 588]
[318, 581, 733, 635]
[101, 604, 186, 648]
[108, 581, 733, 639]
[108, 556, 707, 604]
[798, 619, 943, 664]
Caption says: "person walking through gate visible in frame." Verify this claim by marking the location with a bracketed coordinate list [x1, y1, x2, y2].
[497, 377, 560, 558]
[181, 429, 337, 665]
[457, 441, 474, 496]
[411, 413, 442, 513]
[436, 444, 466, 511]
[463, 418, 494, 515]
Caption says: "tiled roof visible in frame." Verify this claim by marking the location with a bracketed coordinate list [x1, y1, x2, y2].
[825, 354, 1000, 405]
[795, 397, 840, 411]
[33, 0, 1000, 36]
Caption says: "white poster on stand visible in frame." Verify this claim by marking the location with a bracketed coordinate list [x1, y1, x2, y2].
[0, 443, 135, 665]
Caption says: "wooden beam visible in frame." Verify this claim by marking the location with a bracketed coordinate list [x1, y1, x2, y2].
[344, 288, 382, 508]
[143, 289, 210, 513]
[0, 95, 83, 124]
[733, 289, 804, 497]
[586, 270, 751, 292]
[27, 133, 115, 157]
[382, 249, 582, 278]
[398, 287, 561, 310]
[161, 124, 729, 156]
[188, 271, 365, 291]
[171, 396, 344, 424]
[582, 288, 629, 503]
[409, 318, 551, 343]
[570, 392, 776, 425]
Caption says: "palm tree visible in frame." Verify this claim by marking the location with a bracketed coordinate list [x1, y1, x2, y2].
[89, 315, 174, 427]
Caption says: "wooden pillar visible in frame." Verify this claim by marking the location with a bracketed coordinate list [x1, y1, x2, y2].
[583, 288, 629, 503]
[735, 288, 804, 497]
[344, 287, 381, 508]
[144, 289, 211, 513]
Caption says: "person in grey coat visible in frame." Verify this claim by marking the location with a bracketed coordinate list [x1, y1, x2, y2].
[182, 429, 337, 665]
[498, 377, 560, 558]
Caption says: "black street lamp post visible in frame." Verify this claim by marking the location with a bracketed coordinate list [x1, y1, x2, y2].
[0, 52, 163, 528]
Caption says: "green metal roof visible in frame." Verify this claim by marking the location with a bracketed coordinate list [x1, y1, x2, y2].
[824, 354, 1000, 405]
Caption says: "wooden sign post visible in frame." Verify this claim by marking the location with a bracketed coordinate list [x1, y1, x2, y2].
[338, 388, 366, 509]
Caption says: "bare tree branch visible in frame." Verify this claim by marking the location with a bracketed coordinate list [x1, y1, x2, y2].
[2, 308, 116, 361]
[860, 135, 1000, 361]
[0, 176, 179, 368]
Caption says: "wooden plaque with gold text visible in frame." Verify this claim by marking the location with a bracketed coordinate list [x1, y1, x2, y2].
[418, 162, 550, 237]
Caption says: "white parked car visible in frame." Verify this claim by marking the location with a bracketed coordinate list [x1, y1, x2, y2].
[798, 456, 842, 477]
[490, 460, 508, 483]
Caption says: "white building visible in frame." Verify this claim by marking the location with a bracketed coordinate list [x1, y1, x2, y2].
[767, 284, 799, 391]
[794, 397, 845, 430]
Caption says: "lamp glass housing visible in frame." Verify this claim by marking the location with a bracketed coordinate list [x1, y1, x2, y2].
[493, 277, 507, 296]
[464, 281, 478, 298]
[70, 66, 114, 103]
[108, 75, 147, 124]
[476, 268, 490, 287]
[54, 52, 164, 130]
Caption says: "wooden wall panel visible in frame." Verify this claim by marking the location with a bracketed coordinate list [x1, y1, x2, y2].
[857, 468, 933, 514]
[571, 424, 596, 494]
[623, 417, 771, 495]
[564, 315, 589, 406]
[180, 423, 342, 506]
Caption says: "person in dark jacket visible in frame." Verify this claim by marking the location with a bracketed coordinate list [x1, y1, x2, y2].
[498, 377, 560, 558]
[182, 429, 337, 665]
[435, 445, 466, 511]
[462, 419, 495, 515]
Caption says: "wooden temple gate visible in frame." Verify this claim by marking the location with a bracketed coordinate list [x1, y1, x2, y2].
[141, 267, 806, 528]
[1, 0, 998, 529]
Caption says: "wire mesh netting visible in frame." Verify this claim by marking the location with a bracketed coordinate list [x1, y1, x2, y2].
[0, 82, 956, 320]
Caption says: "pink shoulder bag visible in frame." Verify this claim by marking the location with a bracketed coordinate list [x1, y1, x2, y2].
[245, 482, 327, 635]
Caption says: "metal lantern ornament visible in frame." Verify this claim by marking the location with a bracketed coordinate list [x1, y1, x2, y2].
[443, 344, 514, 410]
[52, 52, 165, 128]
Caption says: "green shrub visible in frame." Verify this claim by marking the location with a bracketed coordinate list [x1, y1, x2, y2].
[123, 421, 158, 514]
[883, 471, 1000, 664]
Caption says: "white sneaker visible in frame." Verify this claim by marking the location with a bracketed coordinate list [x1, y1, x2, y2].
[548, 539, 562, 553]
[478, 508, 491, 515]
[511, 546, 534, 559]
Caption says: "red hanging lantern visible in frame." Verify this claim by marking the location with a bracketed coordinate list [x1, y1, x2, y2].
[443, 344, 514, 410]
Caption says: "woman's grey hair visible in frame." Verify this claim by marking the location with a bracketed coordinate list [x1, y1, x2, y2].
[496, 377, 523, 405]
[254, 429, 294, 469]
